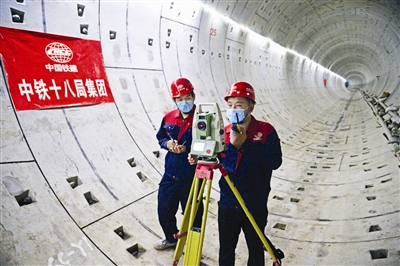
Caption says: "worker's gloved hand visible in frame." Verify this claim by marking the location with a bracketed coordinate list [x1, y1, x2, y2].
[230, 124, 246, 148]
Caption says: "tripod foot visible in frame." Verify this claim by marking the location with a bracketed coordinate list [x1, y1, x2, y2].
[272, 259, 282, 266]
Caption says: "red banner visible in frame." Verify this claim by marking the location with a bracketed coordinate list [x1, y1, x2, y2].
[0, 26, 114, 111]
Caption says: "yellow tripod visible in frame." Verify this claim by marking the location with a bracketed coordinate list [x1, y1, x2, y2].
[172, 162, 283, 266]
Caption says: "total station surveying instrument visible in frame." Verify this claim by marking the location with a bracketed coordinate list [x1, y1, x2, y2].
[172, 103, 284, 266]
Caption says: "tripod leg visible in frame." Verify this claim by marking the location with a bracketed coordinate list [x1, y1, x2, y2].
[183, 178, 212, 266]
[222, 174, 280, 265]
[173, 176, 206, 265]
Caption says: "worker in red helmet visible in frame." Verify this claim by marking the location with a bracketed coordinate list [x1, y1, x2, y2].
[218, 81, 282, 265]
[154, 77, 203, 250]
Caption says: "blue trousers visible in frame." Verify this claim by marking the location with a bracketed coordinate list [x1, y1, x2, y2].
[157, 175, 203, 243]
[218, 202, 267, 266]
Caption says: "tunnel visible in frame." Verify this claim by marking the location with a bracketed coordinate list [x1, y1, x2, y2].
[1, 0, 399, 265]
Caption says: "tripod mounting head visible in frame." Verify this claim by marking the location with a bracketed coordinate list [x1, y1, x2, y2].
[190, 103, 225, 162]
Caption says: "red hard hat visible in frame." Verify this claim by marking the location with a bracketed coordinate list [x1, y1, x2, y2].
[224, 81, 256, 103]
[170, 78, 194, 98]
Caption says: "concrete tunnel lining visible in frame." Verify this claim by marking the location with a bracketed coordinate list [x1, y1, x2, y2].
[1, 0, 399, 265]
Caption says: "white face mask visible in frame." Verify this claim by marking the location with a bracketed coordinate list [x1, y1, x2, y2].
[226, 108, 248, 124]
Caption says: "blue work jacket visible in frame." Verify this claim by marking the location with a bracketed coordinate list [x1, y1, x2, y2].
[218, 116, 282, 214]
[156, 106, 196, 181]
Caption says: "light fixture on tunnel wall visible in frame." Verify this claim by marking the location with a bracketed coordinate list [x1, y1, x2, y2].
[202, 50, 205, 55]
[190, 47, 194, 53]
[10, 8, 24, 23]
[167, 28, 172, 37]
[80, 24, 88, 35]
[189, 34, 193, 42]
[166, 41, 170, 48]
[148, 38, 153, 46]
[77, 4, 85, 17]
[109, 31, 116, 40]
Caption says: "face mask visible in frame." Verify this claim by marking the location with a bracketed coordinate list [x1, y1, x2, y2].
[177, 100, 194, 113]
[226, 108, 247, 124]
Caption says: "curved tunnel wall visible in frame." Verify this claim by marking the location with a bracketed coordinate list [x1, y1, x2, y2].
[1, 1, 399, 265]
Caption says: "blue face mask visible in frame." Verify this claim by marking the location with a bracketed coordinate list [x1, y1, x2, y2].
[177, 100, 194, 113]
[226, 108, 247, 124]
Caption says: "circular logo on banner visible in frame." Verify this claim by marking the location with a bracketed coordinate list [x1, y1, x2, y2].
[45, 42, 73, 63]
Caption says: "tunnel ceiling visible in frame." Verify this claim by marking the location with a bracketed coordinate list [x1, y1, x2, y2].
[217, 0, 400, 83]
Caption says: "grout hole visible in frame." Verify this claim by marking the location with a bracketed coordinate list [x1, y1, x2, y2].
[66, 176, 81, 189]
[377, 164, 387, 169]
[77, 4, 85, 16]
[303, 179, 310, 182]
[136, 172, 148, 182]
[365, 184, 374, 189]
[273, 195, 284, 201]
[126, 243, 146, 258]
[366, 196, 376, 201]
[306, 172, 313, 176]
[369, 225, 382, 232]
[114, 226, 131, 240]
[297, 187, 305, 191]
[381, 178, 392, 183]
[273, 223, 286, 230]
[109, 31, 117, 40]
[84, 192, 98, 205]
[290, 198, 300, 203]
[153, 151, 160, 158]
[127, 158, 137, 167]
[80, 24, 88, 35]
[10, 8, 24, 23]
[15, 190, 35, 206]
[369, 249, 388, 260]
